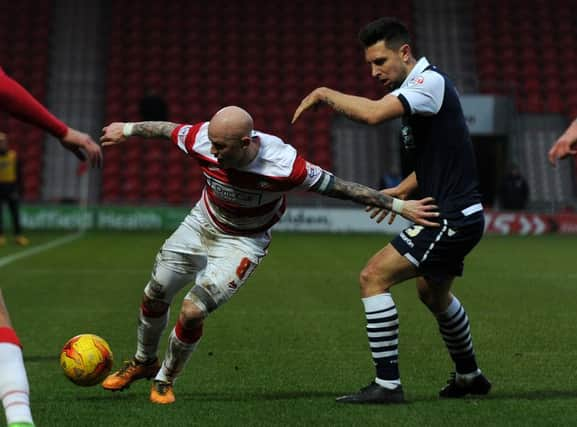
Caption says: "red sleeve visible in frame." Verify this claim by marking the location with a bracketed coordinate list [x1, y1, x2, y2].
[262, 153, 309, 192]
[287, 155, 308, 186]
[171, 122, 205, 154]
[0, 67, 68, 138]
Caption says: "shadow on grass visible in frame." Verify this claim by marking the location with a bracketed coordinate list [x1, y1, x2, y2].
[177, 390, 348, 402]
[62, 387, 577, 404]
[194, 389, 577, 404]
[25, 355, 58, 362]
[75, 393, 142, 401]
[405, 389, 577, 404]
[483, 389, 577, 401]
[68, 390, 345, 404]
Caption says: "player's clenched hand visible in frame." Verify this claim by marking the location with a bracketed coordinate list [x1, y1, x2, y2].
[291, 88, 325, 124]
[100, 122, 127, 147]
[548, 136, 577, 167]
[60, 127, 103, 168]
[400, 197, 439, 227]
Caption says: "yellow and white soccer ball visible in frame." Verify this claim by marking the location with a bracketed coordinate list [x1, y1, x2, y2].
[60, 334, 113, 386]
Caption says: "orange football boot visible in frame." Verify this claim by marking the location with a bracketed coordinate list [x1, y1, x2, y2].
[150, 380, 176, 404]
[101, 358, 159, 391]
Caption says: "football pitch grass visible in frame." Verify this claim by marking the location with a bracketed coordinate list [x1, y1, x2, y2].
[2, 231, 577, 426]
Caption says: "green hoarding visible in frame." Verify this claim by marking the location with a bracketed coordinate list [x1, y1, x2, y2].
[18, 205, 191, 230]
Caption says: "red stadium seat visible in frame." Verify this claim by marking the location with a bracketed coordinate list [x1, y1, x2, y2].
[0, 0, 50, 202]
[472, 0, 574, 114]
[519, 93, 543, 113]
[545, 94, 564, 114]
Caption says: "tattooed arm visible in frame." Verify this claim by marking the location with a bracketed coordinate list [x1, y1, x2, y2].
[310, 173, 439, 227]
[292, 87, 404, 125]
[100, 121, 179, 146]
[314, 175, 395, 208]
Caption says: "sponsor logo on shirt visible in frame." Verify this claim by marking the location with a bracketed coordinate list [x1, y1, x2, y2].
[206, 176, 263, 205]
[256, 180, 273, 190]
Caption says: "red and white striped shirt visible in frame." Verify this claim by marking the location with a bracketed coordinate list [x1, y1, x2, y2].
[171, 122, 329, 235]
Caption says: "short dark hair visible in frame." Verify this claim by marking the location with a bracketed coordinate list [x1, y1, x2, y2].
[358, 17, 411, 50]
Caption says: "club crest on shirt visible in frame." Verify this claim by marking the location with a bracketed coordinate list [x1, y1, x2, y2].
[401, 124, 416, 151]
[408, 75, 425, 86]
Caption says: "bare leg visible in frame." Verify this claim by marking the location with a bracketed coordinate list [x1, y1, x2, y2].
[0, 289, 13, 328]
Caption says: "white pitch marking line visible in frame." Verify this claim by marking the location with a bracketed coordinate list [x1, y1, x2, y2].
[0, 232, 84, 269]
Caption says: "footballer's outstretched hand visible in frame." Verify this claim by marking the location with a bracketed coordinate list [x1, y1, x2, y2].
[100, 122, 127, 147]
[292, 88, 325, 124]
[400, 197, 439, 227]
[60, 127, 103, 168]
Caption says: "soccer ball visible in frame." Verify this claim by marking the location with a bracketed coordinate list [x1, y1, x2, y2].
[60, 334, 113, 386]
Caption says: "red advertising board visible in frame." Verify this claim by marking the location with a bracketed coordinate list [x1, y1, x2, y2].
[484, 211, 577, 235]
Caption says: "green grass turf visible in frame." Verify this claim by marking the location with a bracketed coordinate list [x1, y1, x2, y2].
[1, 231, 577, 426]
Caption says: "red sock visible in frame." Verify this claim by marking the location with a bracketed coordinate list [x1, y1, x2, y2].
[0, 327, 21, 348]
[175, 319, 203, 344]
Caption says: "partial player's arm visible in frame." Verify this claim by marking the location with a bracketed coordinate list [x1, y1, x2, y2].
[310, 172, 438, 227]
[387, 171, 418, 199]
[0, 67, 67, 137]
[100, 121, 179, 146]
[0, 67, 102, 167]
[548, 118, 577, 166]
[59, 128, 103, 167]
[292, 87, 404, 125]
[366, 172, 419, 224]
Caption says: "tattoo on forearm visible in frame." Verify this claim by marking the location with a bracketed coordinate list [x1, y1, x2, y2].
[133, 121, 178, 139]
[324, 99, 367, 123]
[324, 177, 393, 209]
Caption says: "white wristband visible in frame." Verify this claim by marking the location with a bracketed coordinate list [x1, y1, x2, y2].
[392, 198, 405, 214]
[122, 123, 134, 137]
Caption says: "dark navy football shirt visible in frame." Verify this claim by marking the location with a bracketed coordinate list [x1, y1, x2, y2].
[391, 57, 482, 217]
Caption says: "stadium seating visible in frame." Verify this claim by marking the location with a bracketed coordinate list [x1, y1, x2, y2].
[103, 0, 412, 204]
[0, 1, 52, 201]
[474, 0, 576, 115]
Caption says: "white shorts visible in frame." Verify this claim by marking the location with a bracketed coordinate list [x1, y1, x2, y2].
[146, 204, 271, 313]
